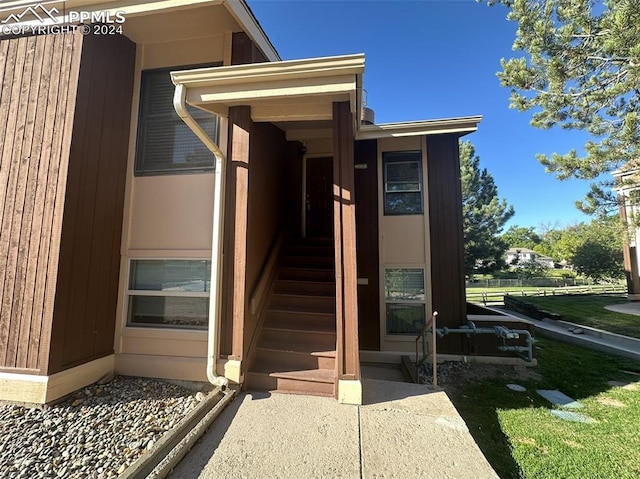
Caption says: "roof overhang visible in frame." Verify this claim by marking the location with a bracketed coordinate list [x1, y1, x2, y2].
[0, 0, 279, 61]
[356, 116, 483, 140]
[171, 54, 365, 126]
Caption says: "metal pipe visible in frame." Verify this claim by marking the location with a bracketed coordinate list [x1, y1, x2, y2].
[173, 84, 228, 388]
[436, 321, 536, 362]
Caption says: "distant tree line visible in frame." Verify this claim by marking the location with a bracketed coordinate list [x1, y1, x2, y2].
[461, 139, 625, 282]
[501, 217, 625, 281]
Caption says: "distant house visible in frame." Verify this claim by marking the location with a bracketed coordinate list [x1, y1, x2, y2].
[506, 248, 555, 269]
[0, 0, 533, 406]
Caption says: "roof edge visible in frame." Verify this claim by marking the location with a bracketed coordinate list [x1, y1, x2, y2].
[171, 53, 365, 88]
[356, 116, 483, 140]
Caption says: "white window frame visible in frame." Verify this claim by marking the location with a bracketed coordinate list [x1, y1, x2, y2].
[383, 266, 427, 336]
[126, 258, 211, 330]
[382, 151, 423, 215]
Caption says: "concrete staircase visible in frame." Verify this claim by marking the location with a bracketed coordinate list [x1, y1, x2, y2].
[246, 238, 337, 397]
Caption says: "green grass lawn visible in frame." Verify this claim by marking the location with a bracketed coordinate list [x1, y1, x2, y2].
[448, 338, 640, 479]
[514, 294, 640, 339]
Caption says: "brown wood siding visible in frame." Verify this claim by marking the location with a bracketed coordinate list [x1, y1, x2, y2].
[333, 102, 359, 380]
[48, 33, 136, 374]
[244, 122, 287, 360]
[231, 32, 267, 65]
[426, 134, 466, 354]
[354, 140, 380, 350]
[221, 105, 252, 359]
[0, 33, 83, 373]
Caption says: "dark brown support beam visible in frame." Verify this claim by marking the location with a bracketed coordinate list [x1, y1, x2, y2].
[222, 105, 252, 361]
[332, 101, 360, 381]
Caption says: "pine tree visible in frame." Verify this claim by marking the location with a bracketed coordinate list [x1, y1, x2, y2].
[485, 0, 640, 214]
[461, 141, 515, 275]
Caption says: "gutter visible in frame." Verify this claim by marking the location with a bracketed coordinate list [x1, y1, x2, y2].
[173, 84, 228, 388]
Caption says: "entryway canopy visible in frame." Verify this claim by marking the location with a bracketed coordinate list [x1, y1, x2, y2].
[170, 54, 365, 133]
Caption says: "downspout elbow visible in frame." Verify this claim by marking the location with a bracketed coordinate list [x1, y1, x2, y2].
[173, 84, 228, 388]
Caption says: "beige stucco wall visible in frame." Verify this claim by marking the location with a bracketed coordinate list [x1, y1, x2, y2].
[377, 136, 432, 352]
[128, 175, 214, 251]
[114, 22, 231, 376]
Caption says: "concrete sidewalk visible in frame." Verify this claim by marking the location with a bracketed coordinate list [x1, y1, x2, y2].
[170, 379, 498, 479]
[503, 308, 640, 361]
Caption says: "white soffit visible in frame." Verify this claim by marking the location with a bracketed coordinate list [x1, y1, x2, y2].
[171, 54, 365, 123]
[357, 116, 483, 140]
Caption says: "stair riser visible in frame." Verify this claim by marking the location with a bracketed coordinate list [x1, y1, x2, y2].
[261, 329, 336, 349]
[270, 294, 335, 312]
[279, 268, 335, 282]
[255, 349, 336, 370]
[285, 246, 334, 258]
[282, 256, 335, 269]
[246, 373, 335, 397]
[266, 310, 335, 327]
[287, 238, 334, 248]
[275, 280, 336, 296]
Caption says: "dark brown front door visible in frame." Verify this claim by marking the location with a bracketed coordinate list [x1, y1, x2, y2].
[306, 157, 333, 237]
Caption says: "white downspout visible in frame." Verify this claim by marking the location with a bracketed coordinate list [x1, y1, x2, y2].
[173, 84, 228, 388]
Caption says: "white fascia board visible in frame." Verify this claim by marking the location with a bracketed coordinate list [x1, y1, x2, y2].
[356, 116, 483, 140]
[171, 54, 365, 88]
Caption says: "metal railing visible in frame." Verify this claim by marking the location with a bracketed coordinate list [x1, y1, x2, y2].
[415, 312, 438, 388]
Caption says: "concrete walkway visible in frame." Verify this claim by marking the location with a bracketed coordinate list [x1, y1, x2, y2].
[604, 301, 640, 316]
[503, 309, 640, 361]
[170, 378, 499, 479]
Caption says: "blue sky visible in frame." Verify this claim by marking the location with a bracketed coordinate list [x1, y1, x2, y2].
[247, 0, 597, 230]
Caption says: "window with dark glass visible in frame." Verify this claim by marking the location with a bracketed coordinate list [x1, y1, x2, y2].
[135, 66, 219, 175]
[383, 151, 423, 215]
[127, 260, 211, 330]
[385, 268, 426, 335]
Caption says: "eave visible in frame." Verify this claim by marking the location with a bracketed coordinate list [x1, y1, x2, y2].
[356, 116, 483, 140]
[171, 54, 365, 125]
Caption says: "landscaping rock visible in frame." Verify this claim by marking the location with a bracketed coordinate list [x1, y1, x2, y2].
[0, 376, 207, 479]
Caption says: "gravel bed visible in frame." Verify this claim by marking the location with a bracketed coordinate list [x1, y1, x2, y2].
[418, 360, 470, 386]
[0, 376, 209, 479]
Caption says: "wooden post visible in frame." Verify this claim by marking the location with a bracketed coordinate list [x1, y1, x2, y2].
[224, 105, 252, 362]
[332, 102, 359, 381]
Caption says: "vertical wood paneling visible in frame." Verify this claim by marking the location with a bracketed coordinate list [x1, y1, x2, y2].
[48, 32, 136, 373]
[0, 36, 31, 368]
[26, 34, 58, 370]
[0, 32, 83, 372]
[354, 139, 380, 350]
[427, 134, 466, 354]
[243, 122, 287, 361]
[230, 32, 267, 65]
[0, 30, 135, 375]
[14, 35, 47, 369]
[36, 32, 82, 372]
